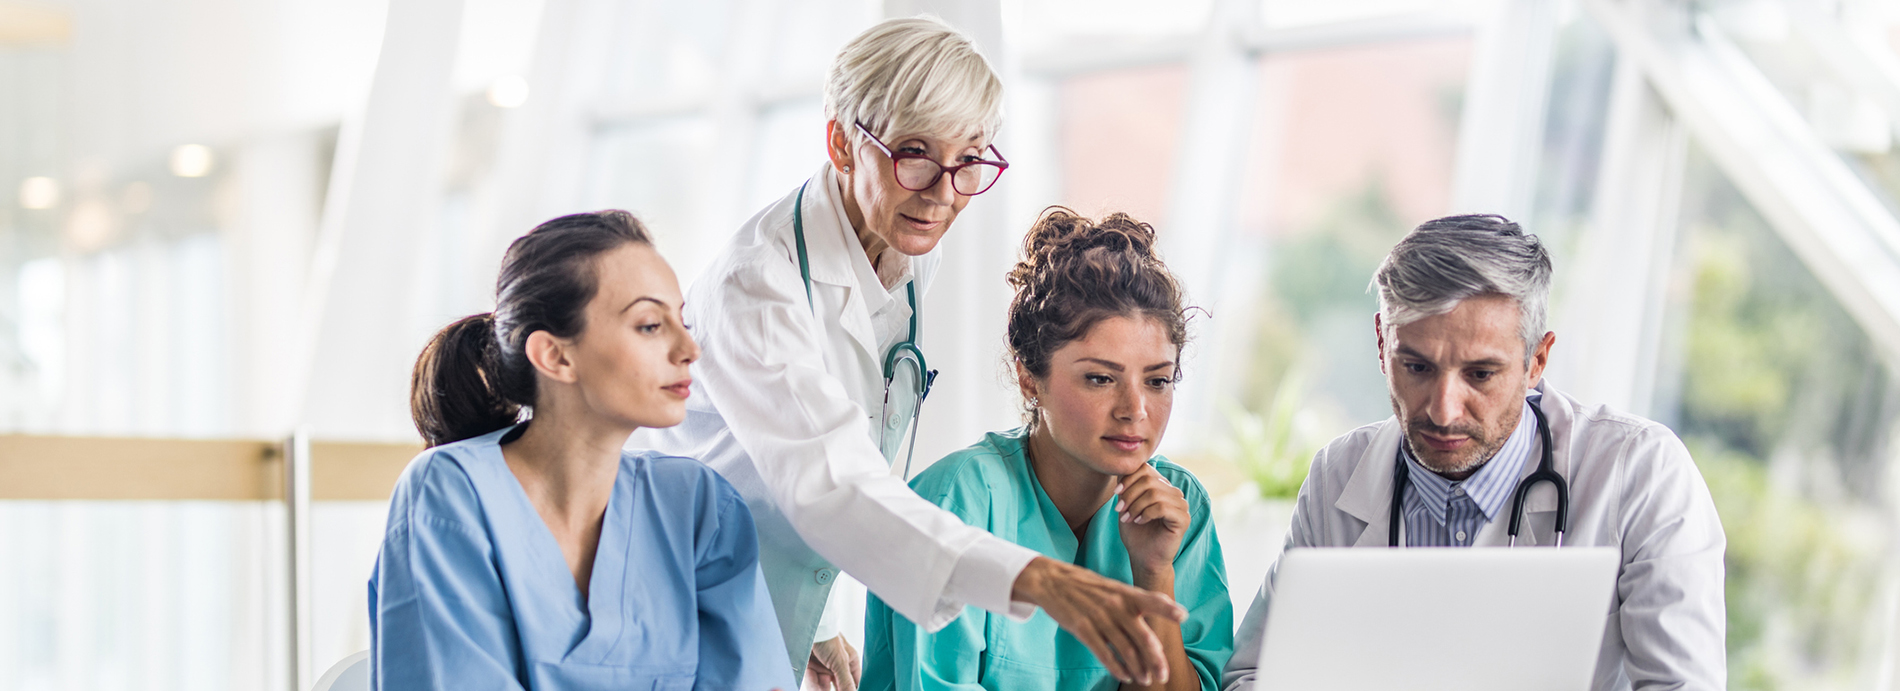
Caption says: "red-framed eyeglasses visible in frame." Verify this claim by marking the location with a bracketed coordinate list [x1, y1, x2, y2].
[854, 121, 1009, 196]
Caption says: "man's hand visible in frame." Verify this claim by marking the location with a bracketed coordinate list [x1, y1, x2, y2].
[1115, 464, 1190, 575]
[804, 634, 860, 691]
[1011, 556, 1188, 686]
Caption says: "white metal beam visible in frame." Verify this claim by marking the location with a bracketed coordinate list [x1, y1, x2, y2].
[1783, 0, 1900, 139]
[687, 0, 789, 286]
[282, 428, 312, 691]
[1582, 0, 1900, 369]
[1548, 61, 1688, 416]
[230, 134, 323, 438]
[1450, 0, 1561, 219]
[1158, 0, 1260, 456]
[297, 0, 466, 441]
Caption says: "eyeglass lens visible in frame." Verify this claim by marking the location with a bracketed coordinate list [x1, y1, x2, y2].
[892, 157, 1003, 195]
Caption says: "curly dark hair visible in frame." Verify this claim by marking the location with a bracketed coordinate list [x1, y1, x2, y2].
[1005, 207, 1190, 418]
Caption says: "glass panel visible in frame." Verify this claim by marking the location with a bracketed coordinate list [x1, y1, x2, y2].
[586, 116, 720, 287]
[1228, 36, 1472, 489]
[599, 0, 736, 104]
[310, 502, 390, 679]
[1705, 0, 1900, 226]
[1202, 34, 1471, 626]
[0, 502, 283, 691]
[1259, 0, 1489, 30]
[1526, 9, 1617, 250]
[0, 47, 69, 434]
[1017, 0, 1213, 51]
[1056, 63, 1190, 224]
[1668, 143, 1900, 689]
[0, 500, 389, 691]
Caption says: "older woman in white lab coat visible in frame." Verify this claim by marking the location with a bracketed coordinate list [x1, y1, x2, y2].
[639, 16, 1188, 691]
[1221, 215, 1725, 691]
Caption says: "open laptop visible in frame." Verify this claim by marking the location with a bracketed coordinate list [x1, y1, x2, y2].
[1251, 547, 1619, 691]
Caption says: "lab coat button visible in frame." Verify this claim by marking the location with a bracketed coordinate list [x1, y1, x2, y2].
[815, 568, 835, 585]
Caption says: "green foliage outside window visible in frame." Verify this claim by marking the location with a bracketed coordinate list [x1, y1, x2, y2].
[1221, 181, 1404, 500]
[1672, 158, 1899, 690]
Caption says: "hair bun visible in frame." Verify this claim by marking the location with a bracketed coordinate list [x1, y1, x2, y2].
[1008, 207, 1161, 290]
[1004, 207, 1189, 396]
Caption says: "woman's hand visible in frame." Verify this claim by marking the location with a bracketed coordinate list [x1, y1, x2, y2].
[804, 634, 860, 691]
[1011, 556, 1187, 686]
[1114, 464, 1190, 577]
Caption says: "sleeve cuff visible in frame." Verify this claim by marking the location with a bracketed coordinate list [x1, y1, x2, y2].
[930, 536, 1039, 629]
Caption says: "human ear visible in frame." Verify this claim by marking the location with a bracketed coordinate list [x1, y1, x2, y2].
[1373, 313, 1388, 375]
[524, 330, 580, 384]
[1526, 331, 1555, 384]
[1014, 361, 1041, 404]
[825, 120, 855, 173]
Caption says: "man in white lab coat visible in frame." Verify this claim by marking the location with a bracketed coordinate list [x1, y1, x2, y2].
[1221, 214, 1726, 691]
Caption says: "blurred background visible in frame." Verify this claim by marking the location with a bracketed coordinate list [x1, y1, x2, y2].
[5, 0, 1900, 688]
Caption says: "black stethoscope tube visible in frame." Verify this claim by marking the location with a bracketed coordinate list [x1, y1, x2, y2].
[1389, 403, 1570, 547]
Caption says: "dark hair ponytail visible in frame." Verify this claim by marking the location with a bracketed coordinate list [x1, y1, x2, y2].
[409, 210, 653, 446]
[1006, 208, 1190, 408]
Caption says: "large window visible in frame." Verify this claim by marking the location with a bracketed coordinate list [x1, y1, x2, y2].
[1670, 144, 1900, 689]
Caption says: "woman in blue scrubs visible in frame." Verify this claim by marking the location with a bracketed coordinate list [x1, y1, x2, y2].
[862, 209, 1233, 690]
[372, 210, 793, 690]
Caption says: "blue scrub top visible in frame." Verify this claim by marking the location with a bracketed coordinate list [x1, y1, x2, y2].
[862, 427, 1233, 690]
[369, 425, 794, 690]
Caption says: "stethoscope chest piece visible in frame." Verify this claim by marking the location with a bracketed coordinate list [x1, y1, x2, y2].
[793, 181, 938, 477]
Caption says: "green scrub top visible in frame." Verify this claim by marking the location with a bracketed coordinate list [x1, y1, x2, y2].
[862, 427, 1233, 691]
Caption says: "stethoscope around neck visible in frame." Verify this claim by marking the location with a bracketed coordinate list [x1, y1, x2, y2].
[1388, 402, 1571, 547]
[791, 181, 938, 478]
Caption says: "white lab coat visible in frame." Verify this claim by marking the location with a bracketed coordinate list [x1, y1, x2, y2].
[1222, 381, 1726, 691]
[636, 165, 1039, 673]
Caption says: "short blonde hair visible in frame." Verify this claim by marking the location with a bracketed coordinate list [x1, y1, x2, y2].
[825, 16, 1003, 145]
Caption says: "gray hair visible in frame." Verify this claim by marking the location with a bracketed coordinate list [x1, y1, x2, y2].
[1371, 214, 1553, 363]
[825, 16, 1003, 146]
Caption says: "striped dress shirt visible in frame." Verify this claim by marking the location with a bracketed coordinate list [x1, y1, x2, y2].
[1398, 396, 1540, 547]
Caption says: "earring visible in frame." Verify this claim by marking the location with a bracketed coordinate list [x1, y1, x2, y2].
[842, 165, 851, 174]
[1029, 397, 1039, 408]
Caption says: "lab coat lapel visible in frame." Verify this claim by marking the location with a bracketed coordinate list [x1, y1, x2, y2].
[798, 166, 882, 364]
[1520, 381, 1571, 545]
[1338, 419, 1406, 548]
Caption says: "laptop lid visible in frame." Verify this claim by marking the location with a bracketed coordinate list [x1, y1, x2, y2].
[1253, 547, 1619, 691]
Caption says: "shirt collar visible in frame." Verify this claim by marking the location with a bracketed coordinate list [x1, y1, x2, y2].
[1400, 395, 1540, 524]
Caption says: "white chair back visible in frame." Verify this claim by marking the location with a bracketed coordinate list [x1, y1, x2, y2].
[312, 650, 370, 691]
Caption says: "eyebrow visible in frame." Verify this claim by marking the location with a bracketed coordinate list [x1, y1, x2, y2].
[903, 138, 984, 155]
[1077, 357, 1176, 372]
[1394, 344, 1508, 368]
[619, 296, 668, 314]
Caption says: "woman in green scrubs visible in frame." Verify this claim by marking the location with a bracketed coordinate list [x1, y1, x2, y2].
[862, 209, 1233, 690]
